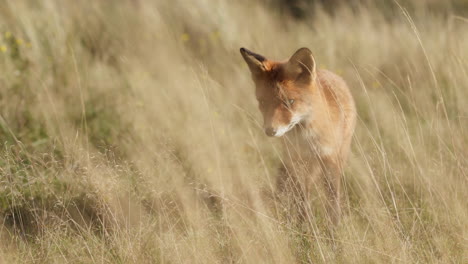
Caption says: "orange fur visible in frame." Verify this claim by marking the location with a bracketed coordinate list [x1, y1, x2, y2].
[240, 47, 356, 225]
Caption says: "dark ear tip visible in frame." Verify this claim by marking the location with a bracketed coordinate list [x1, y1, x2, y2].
[240, 47, 246, 53]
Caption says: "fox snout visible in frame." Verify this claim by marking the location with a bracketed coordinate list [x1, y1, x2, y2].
[264, 124, 295, 137]
[264, 113, 304, 137]
[263, 108, 295, 137]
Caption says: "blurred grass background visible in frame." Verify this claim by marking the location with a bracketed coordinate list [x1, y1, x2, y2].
[0, 0, 467, 263]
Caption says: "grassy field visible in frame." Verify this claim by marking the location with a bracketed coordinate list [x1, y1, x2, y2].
[0, 0, 467, 263]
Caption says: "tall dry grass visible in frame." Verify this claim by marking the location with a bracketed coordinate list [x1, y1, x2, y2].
[0, 0, 467, 263]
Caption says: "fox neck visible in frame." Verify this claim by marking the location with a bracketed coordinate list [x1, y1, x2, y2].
[296, 84, 323, 128]
[290, 84, 332, 139]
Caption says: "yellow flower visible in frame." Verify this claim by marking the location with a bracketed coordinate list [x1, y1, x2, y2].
[180, 33, 190, 42]
[16, 38, 23, 45]
[210, 30, 220, 41]
[0, 45, 7, 53]
[5, 31, 11, 38]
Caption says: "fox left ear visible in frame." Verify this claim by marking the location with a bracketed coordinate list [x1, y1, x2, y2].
[285, 48, 316, 84]
[240, 47, 267, 77]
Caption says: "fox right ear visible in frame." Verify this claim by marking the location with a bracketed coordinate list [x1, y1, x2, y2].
[285, 47, 316, 84]
[240, 47, 267, 76]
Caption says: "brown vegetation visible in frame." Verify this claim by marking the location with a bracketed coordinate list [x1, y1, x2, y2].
[0, 0, 466, 263]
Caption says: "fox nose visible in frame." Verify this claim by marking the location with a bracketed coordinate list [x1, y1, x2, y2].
[265, 127, 276, 137]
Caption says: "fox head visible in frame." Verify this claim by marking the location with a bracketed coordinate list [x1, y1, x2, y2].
[240, 47, 317, 137]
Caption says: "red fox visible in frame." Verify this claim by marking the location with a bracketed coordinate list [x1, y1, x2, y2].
[240, 47, 356, 225]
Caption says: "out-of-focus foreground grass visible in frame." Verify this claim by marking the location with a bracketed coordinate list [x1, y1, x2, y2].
[0, 0, 467, 263]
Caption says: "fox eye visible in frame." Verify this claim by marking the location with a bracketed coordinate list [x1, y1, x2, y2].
[284, 99, 295, 107]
